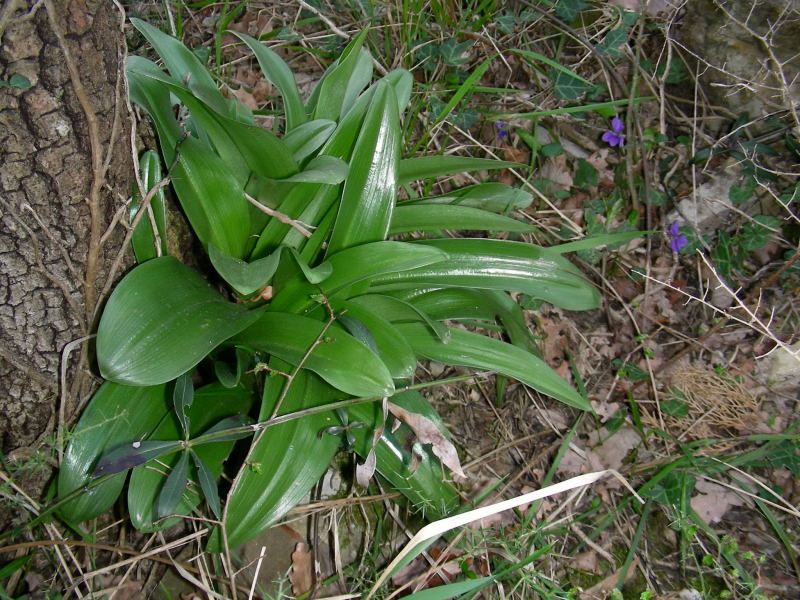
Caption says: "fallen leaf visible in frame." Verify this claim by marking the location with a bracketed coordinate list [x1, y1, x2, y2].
[587, 426, 641, 472]
[691, 480, 744, 524]
[290, 542, 314, 596]
[573, 550, 600, 574]
[389, 403, 466, 479]
[540, 155, 573, 190]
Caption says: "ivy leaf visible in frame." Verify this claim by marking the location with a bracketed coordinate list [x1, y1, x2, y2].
[555, 0, 587, 22]
[438, 39, 473, 66]
[551, 69, 593, 100]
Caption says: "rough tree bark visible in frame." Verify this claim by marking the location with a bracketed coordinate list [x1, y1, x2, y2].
[0, 0, 132, 457]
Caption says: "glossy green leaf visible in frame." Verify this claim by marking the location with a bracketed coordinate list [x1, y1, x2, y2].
[57, 383, 169, 523]
[156, 450, 190, 518]
[229, 312, 394, 398]
[231, 31, 307, 131]
[132, 18, 233, 118]
[550, 230, 649, 254]
[338, 300, 417, 379]
[130, 150, 167, 263]
[277, 154, 348, 184]
[283, 119, 336, 161]
[214, 347, 250, 388]
[348, 294, 451, 343]
[97, 257, 261, 386]
[348, 391, 460, 519]
[398, 156, 522, 185]
[390, 204, 535, 234]
[327, 83, 400, 254]
[173, 373, 194, 437]
[396, 323, 590, 410]
[406, 183, 533, 212]
[269, 241, 448, 313]
[192, 451, 221, 518]
[368, 239, 600, 311]
[223, 365, 341, 547]
[93, 440, 182, 477]
[210, 244, 331, 296]
[128, 383, 253, 531]
[309, 30, 371, 120]
[403, 578, 493, 600]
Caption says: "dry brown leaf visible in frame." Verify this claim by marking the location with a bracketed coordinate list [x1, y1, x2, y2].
[587, 426, 641, 472]
[591, 401, 622, 423]
[573, 550, 600, 574]
[540, 155, 573, 190]
[388, 403, 466, 479]
[691, 480, 744, 524]
[290, 542, 314, 596]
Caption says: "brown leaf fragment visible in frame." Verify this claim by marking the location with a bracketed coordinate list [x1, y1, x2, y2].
[290, 542, 314, 596]
[691, 480, 744, 524]
[388, 403, 466, 479]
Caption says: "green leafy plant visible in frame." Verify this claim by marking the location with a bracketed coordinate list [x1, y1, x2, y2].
[57, 19, 603, 549]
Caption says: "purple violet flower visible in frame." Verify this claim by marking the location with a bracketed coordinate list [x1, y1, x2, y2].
[602, 117, 625, 147]
[496, 120, 510, 143]
[667, 222, 688, 253]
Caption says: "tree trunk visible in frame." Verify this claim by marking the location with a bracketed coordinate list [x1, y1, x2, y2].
[0, 0, 132, 456]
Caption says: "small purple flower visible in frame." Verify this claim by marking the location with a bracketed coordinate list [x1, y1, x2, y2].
[667, 222, 688, 253]
[496, 120, 510, 143]
[602, 117, 625, 147]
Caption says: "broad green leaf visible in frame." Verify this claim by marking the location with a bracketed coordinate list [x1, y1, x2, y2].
[129, 384, 254, 531]
[231, 31, 307, 131]
[229, 312, 394, 398]
[348, 391, 460, 519]
[223, 365, 341, 547]
[214, 347, 251, 388]
[307, 29, 372, 121]
[130, 63, 297, 181]
[156, 450, 190, 518]
[283, 119, 336, 162]
[390, 204, 536, 234]
[398, 156, 521, 185]
[130, 150, 167, 263]
[309, 30, 372, 120]
[349, 294, 451, 343]
[402, 288, 538, 353]
[406, 183, 533, 212]
[277, 154, 348, 184]
[57, 383, 169, 523]
[269, 241, 448, 313]
[368, 239, 600, 311]
[327, 82, 400, 254]
[338, 300, 417, 379]
[396, 323, 590, 410]
[210, 244, 331, 296]
[131, 18, 233, 118]
[97, 257, 261, 386]
[173, 373, 194, 437]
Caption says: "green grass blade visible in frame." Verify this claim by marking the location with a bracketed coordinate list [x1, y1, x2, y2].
[405, 183, 533, 212]
[411, 56, 492, 154]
